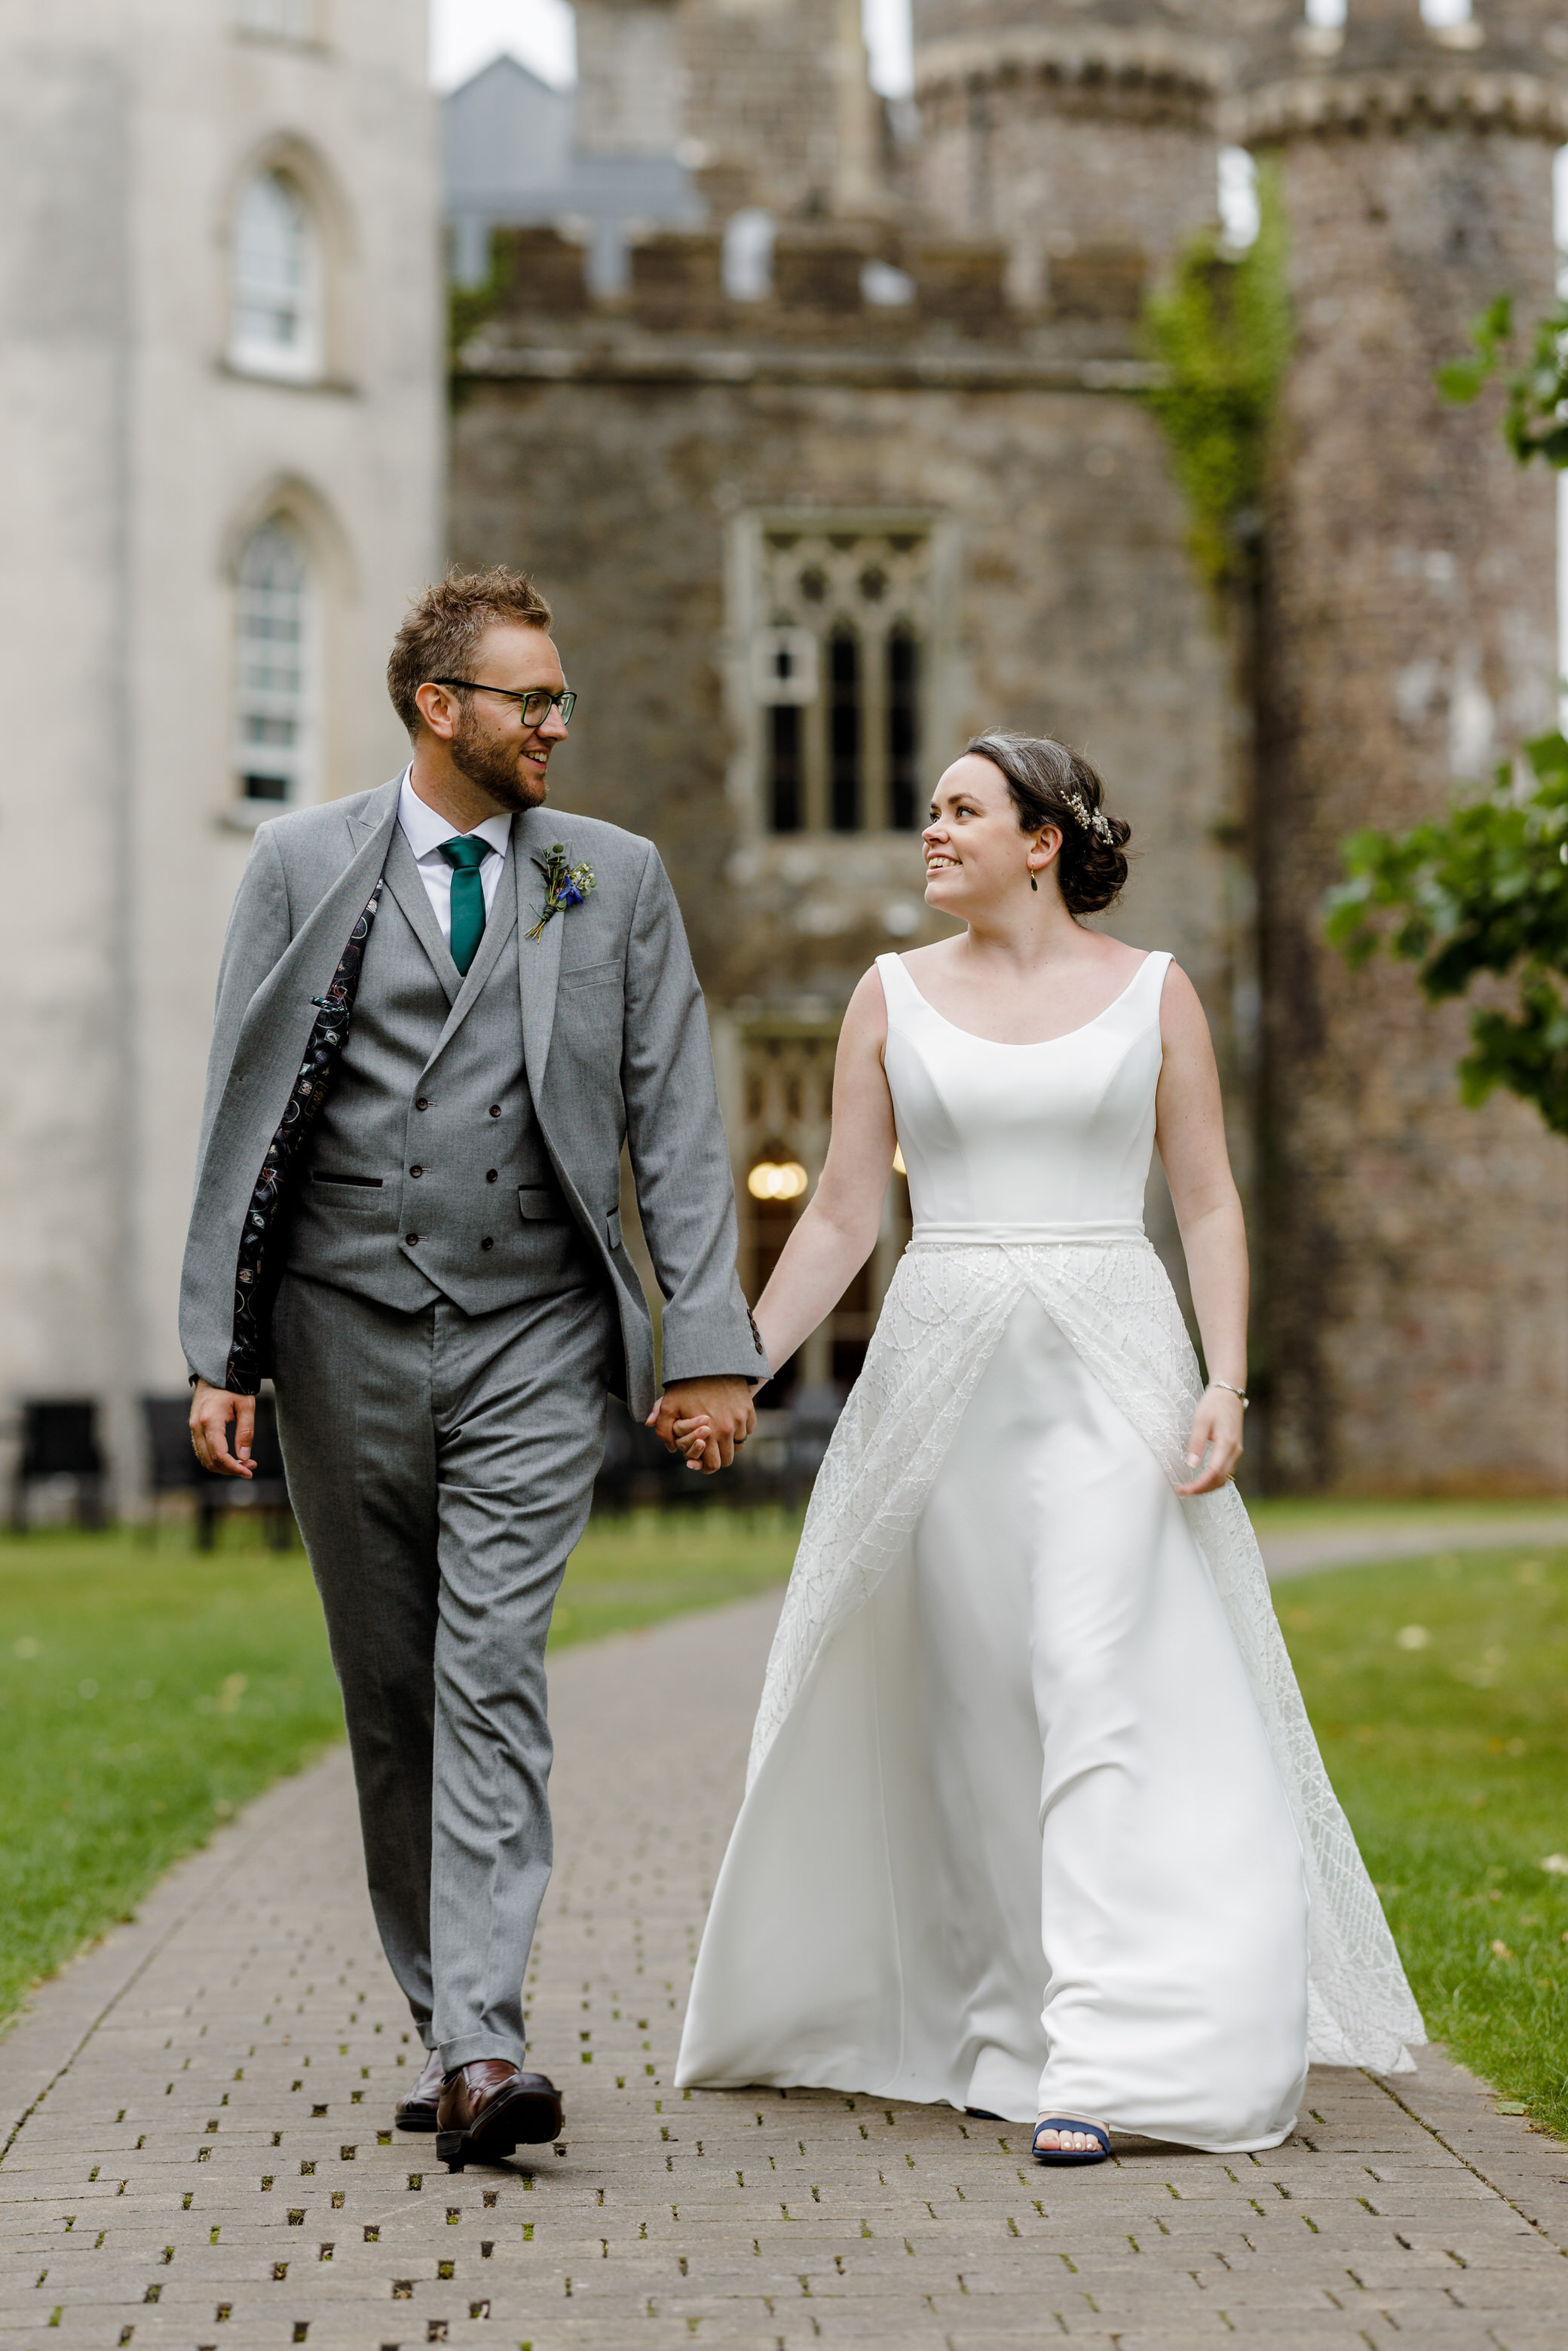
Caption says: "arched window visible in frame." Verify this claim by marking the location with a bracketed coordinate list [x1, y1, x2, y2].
[234, 521, 312, 804]
[749, 525, 933, 832]
[230, 170, 321, 379]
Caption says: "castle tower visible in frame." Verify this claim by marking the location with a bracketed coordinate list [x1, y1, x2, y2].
[574, 0, 881, 223]
[909, 0, 1228, 301]
[1237, 0, 1568, 1490]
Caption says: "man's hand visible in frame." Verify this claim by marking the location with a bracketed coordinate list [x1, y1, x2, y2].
[646, 1377, 755, 1475]
[189, 1378, 256, 1479]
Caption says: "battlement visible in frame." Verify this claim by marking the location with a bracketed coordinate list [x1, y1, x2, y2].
[468, 222, 1150, 358]
[1235, 0, 1568, 141]
[914, 23, 1223, 133]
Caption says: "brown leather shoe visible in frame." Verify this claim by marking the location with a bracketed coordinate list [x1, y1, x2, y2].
[435, 2059, 563, 2172]
[394, 2046, 444, 2132]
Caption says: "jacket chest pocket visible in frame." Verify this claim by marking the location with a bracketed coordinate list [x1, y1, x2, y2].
[558, 958, 623, 996]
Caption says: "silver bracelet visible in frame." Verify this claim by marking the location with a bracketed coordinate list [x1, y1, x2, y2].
[1208, 1379, 1249, 1408]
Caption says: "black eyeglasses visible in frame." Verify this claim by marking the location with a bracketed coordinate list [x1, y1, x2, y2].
[429, 679, 577, 727]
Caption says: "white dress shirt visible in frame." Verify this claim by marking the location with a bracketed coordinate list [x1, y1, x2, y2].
[397, 769, 513, 952]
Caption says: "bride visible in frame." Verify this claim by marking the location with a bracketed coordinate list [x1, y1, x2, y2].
[672, 731, 1423, 2164]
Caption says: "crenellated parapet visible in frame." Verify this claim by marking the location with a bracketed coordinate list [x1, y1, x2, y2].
[1233, 0, 1568, 145]
[914, 18, 1227, 136]
[908, 0, 1230, 287]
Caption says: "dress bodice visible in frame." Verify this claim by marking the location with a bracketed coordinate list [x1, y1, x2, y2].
[877, 949, 1171, 1243]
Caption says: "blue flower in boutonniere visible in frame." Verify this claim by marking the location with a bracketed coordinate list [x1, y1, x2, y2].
[527, 843, 598, 942]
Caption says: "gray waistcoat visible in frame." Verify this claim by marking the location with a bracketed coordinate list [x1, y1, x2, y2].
[286, 828, 593, 1314]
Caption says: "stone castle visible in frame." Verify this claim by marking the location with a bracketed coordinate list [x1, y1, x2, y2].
[2, 2, 1563, 1503]
[448, 0, 1568, 1494]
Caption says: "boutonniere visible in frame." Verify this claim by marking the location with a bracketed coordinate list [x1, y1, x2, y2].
[526, 843, 598, 942]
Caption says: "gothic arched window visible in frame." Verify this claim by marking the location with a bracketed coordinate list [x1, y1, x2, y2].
[749, 526, 933, 832]
[230, 169, 322, 379]
[234, 520, 313, 805]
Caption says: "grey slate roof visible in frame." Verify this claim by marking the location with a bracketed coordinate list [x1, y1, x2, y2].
[443, 53, 703, 293]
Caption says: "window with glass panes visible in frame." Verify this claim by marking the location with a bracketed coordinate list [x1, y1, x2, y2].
[752, 527, 930, 833]
[234, 522, 312, 804]
[230, 170, 321, 378]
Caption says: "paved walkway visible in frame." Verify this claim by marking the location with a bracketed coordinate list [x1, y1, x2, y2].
[1258, 1516, 1568, 1583]
[3, 1594, 1567, 2351]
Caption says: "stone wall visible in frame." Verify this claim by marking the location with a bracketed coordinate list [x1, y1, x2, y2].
[451, 238, 1245, 1353]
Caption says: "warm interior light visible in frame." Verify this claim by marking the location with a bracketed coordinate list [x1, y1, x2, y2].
[893, 1144, 906, 1176]
[748, 1159, 809, 1201]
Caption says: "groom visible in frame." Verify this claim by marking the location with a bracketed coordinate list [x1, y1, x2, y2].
[182, 567, 764, 2169]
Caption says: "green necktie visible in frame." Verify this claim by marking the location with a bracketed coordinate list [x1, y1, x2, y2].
[439, 835, 494, 976]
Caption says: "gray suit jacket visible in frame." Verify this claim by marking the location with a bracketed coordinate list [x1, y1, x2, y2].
[180, 775, 766, 1420]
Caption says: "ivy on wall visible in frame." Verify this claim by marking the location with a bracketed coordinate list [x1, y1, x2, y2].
[449, 232, 519, 375]
[1141, 163, 1292, 594]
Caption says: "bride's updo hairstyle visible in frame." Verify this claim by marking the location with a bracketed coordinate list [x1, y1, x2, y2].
[965, 731, 1132, 915]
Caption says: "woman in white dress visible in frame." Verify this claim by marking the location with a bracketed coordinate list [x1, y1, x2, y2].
[673, 734, 1423, 2165]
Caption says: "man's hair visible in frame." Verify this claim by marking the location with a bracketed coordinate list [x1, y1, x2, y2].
[387, 567, 554, 735]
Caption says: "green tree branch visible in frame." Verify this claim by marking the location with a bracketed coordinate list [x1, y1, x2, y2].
[1326, 737, 1568, 1135]
[1321, 290, 1568, 1139]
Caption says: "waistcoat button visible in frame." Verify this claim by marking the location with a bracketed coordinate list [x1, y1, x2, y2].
[485, 1169, 498, 1183]
[409, 1165, 423, 1179]
[480, 1236, 494, 1251]
[488, 1104, 501, 1117]
[415, 1097, 429, 1111]
[406, 1233, 419, 1245]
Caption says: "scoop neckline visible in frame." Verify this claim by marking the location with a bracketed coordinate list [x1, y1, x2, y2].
[886, 949, 1159, 1049]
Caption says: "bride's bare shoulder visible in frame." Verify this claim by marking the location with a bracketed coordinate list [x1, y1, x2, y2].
[844, 959, 893, 1042]
[1155, 957, 1217, 1045]
[899, 939, 961, 979]
[1091, 932, 1153, 977]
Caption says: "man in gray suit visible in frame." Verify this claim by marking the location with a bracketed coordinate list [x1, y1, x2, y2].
[185, 569, 764, 2171]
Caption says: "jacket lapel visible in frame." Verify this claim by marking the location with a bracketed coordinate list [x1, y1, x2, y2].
[381, 823, 461, 1007]
[515, 809, 564, 1099]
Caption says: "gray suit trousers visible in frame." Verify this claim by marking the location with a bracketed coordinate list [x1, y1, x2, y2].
[271, 1269, 614, 2071]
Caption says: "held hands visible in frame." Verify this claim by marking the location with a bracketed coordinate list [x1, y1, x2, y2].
[1175, 1385, 1245, 1497]
[189, 1378, 256, 1479]
[646, 1376, 757, 1475]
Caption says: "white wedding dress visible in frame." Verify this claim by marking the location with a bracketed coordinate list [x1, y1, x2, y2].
[675, 950, 1424, 2149]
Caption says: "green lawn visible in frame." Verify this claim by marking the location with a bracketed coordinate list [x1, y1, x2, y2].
[0, 1509, 801, 2033]
[1276, 1542, 1568, 2138]
[2, 1507, 1566, 2146]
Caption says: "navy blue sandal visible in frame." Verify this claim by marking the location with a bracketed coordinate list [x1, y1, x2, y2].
[1032, 2116, 1110, 2166]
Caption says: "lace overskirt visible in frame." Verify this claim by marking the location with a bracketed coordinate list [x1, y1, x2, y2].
[749, 1240, 1425, 2077]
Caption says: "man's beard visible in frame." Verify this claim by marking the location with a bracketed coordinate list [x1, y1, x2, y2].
[449, 706, 547, 810]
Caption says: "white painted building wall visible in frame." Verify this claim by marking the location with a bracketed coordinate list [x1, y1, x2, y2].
[0, 0, 442, 1502]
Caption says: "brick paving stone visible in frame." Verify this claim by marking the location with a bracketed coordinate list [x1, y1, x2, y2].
[2, 1589, 1566, 2349]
